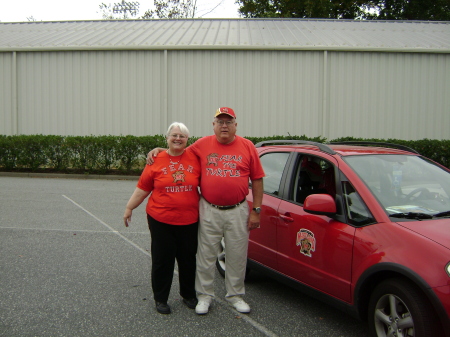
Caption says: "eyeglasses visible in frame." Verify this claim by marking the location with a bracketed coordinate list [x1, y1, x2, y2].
[216, 120, 235, 126]
[169, 134, 187, 139]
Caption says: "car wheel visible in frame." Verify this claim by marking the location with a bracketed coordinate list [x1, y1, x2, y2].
[215, 238, 250, 279]
[368, 278, 441, 337]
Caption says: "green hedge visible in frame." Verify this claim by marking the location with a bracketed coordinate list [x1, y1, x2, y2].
[0, 135, 173, 174]
[0, 134, 448, 174]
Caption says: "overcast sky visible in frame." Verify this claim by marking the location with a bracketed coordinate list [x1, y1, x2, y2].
[0, 0, 241, 22]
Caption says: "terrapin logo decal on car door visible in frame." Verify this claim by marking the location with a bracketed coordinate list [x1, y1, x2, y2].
[296, 229, 316, 257]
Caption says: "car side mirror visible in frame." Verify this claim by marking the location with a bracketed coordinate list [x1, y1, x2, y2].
[304, 194, 337, 216]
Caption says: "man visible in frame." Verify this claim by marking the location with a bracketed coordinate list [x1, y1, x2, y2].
[147, 107, 264, 315]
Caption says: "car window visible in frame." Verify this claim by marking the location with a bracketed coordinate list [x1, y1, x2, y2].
[260, 152, 290, 195]
[345, 154, 450, 216]
[342, 181, 376, 226]
[292, 155, 336, 204]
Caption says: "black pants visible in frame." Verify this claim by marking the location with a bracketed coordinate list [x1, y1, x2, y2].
[147, 215, 198, 303]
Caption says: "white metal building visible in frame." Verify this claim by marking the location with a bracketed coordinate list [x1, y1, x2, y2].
[0, 19, 449, 140]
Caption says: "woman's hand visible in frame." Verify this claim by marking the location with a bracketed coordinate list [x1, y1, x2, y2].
[123, 208, 132, 227]
[123, 188, 151, 227]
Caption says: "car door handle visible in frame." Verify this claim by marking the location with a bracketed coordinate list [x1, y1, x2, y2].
[279, 213, 294, 222]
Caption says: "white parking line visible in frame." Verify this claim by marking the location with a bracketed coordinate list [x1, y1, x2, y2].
[0, 227, 146, 234]
[214, 297, 279, 337]
[62, 194, 151, 258]
[62, 194, 279, 337]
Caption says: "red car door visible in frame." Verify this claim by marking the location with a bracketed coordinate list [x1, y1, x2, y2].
[276, 154, 355, 303]
[248, 193, 281, 270]
[248, 151, 291, 270]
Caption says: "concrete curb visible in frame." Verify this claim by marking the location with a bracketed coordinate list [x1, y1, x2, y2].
[0, 171, 139, 180]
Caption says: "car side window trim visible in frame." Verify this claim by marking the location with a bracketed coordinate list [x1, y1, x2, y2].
[289, 154, 337, 204]
[258, 151, 292, 196]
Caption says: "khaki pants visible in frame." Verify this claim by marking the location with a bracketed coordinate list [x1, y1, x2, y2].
[195, 197, 250, 301]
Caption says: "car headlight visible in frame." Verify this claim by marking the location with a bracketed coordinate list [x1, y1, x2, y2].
[447, 262, 450, 277]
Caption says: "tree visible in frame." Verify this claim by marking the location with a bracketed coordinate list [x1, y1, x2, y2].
[98, 1, 140, 19]
[141, 0, 198, 19]
[237, 0, 373, 19]
[236, 0, 450, 20]
[374, 0, 450, 20]
[99, 0, 198, 19]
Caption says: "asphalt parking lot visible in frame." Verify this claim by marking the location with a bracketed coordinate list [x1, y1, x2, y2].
[0, 175, 370, 337]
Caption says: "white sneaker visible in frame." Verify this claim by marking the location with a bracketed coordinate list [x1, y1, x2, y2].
[195, 300, 210, 315]
[227, 296, 250, 313]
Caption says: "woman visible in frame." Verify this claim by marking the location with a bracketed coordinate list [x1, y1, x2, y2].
[123, 122, 200, 314]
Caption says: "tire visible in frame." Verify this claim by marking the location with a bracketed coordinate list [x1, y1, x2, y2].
[216, 238, 226, 278]
[368, 278, 441, 337]
[215, 237, 250, 279]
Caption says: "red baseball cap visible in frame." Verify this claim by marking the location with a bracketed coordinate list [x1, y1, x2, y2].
[215, 107, 236, 119]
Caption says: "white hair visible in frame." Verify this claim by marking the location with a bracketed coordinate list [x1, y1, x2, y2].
[166, 122, 190, 138]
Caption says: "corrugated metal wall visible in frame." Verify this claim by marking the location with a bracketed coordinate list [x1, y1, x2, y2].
[0, 52, 14, 134]
[327, 52, 450, 140]
[9, 50, 165, 136]
[1, 49, 449, 140]
[167, 50, 323, 138]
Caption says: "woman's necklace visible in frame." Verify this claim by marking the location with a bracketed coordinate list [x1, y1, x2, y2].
[166, 149, 185, 165]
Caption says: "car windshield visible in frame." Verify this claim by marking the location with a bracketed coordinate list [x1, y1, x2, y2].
[344, 155, 450, 218]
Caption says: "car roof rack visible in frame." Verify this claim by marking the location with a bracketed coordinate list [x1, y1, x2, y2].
[329, 141, 419, 154]
[255, 140, 336, 155]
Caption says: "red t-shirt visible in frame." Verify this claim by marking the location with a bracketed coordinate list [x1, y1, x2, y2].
[190, 135, 265, 206]
[137, 150, 200, 225]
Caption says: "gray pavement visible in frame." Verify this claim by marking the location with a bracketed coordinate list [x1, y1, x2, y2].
[0, 175, 370, 337]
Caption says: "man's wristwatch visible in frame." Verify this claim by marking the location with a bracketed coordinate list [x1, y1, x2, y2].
[252, 207, 261, 214]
